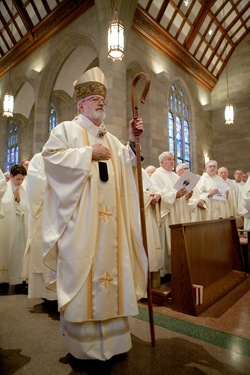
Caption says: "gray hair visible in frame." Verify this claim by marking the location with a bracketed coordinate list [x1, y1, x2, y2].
[158, 151, 173, 165]
[205, 159, 217, 168]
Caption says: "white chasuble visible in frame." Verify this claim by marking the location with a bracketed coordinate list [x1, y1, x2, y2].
[41, 115, 148, 324]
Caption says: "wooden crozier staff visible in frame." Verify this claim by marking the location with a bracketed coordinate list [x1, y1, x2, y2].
[131, 72, 155, 347]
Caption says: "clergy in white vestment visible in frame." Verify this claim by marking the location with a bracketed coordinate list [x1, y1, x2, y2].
[0, 169, 7, 219]
[242, 176, 250, 230]
[0, 165, 28, 288]
[176, 162, 198, 221]
[232, 169, 246, 216]
[217, 167, 238, 217]
[142, 168, 162, 288]
[193, 160, 230, 221]
[151, 152, 192, 276]
[22, 153, 57, 301]
[41, 67, 148, 361]
[0, 169, 7, 284]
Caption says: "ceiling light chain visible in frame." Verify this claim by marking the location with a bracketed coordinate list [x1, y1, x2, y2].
[224, 60, 234, 125]
[3, 1, 15, 117]
[223, 1, 234, 125]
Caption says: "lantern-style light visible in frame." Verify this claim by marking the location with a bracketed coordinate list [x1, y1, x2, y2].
[108, 8, 124, 61]
[225, 101, 234, 125]
[223, 0, 234, 125]
[3, 88, 14, 117]
[3, 1, 15, 117]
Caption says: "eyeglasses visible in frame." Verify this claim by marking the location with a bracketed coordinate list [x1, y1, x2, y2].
[81, 96, 108, 106]
[207, 165, 216, 168]
[180, 167, 189, 171]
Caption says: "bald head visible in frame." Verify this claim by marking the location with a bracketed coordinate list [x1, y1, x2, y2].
[176, 163, 189, 176]
[217, 167, 228, 181]
[145, 165, 156, 177]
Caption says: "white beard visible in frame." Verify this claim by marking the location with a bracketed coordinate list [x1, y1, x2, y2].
[84, 108, 106, 123]
[93, 110, 106, 123]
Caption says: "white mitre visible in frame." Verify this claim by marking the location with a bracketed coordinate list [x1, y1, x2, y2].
[73, 67, 107, 101]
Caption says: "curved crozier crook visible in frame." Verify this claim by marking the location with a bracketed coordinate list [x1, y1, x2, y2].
[131, 72, 151, 119]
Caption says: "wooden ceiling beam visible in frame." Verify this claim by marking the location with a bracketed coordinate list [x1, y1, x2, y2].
[0, 0, 95, 79]
[185, 0, 217, 50]
[133, 7, 217, 91]
[13, 0, 34, 41]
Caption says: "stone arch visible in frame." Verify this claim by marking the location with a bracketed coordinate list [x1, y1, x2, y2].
[33, 33, 99, 151]
[14, 82, 35, 119]
[39, 33, 98, 100]
[51, 90, 74, 125]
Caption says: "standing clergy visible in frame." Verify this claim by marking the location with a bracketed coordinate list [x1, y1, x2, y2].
[151, 152, 192, 276]
[22, 152, 57, 301]
[193, 160, 230, 221]
[217, 166, 238, 217]
[0, 165, 28, 292]
[0, 169, 7, 288]
[242, 176, 250, 230]
[0, 169, 7, 219]
[142, 168, 162, 288]
[41, 67, 148, 361]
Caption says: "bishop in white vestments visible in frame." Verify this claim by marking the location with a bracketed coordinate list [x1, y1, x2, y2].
[41, 67, 148, 361]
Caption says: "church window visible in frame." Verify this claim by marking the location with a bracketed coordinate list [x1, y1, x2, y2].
[6, 123, 19, 171]
[49, 105, 58, 131]
[168, 83, 191, 168]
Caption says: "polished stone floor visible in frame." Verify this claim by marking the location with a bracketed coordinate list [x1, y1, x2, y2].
[0, 277, 250, 375]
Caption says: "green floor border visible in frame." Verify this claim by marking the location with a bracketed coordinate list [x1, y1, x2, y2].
[135, 306, 250, 358]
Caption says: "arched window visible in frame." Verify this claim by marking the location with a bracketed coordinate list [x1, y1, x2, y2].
[168, 83, 191, 168]
[49, 105, 58, 131]
[7, 122, 19, 171]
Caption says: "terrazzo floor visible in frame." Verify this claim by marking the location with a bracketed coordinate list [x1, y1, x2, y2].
[0, 277, 250, 374]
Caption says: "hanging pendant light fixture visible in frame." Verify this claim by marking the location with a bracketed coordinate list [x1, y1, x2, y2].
[108, 1, 124, 61]
[3, 1, 14, 117]
[224, 65, 234, 125]
[223, 1, 234, 125]
[3, 88, 14, 117]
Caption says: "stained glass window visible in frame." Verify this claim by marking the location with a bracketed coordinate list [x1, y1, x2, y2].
[168, 82, 191, 168]
[6, 123, 19, 171]
[49, 105, 58, 131]
[168, 111, 174, 154]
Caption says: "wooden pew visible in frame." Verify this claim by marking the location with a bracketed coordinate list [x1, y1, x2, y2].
[238, 229, 250, 274]
[169, 218, 247, 316]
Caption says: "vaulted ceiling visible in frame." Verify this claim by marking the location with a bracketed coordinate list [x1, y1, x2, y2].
[0, 0, 94, 77]
[133, 0, 250, 89]
[1, 0, 250, 90]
